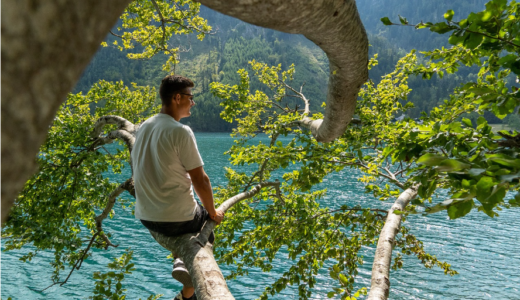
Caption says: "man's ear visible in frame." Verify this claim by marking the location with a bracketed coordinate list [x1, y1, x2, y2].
[170, 94, 178, 105]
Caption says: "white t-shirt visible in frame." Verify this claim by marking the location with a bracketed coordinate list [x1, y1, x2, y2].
[132, 114, 204, 222]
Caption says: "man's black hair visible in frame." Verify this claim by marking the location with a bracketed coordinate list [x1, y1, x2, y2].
[159, 75, 194, 106]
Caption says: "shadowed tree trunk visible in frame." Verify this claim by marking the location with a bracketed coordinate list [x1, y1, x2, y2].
[1, 0, 368, 224]
[1, 0, 133, 223]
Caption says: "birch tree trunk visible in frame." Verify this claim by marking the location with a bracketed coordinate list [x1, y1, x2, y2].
[197, 0, 369, 143]
[368, 187, 418, 300]
[1, 0, 133, 223]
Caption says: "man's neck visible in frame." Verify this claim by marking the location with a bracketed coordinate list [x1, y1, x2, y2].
[160, 106, 181, 122]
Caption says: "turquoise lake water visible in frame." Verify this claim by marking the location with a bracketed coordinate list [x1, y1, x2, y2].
[2, 132, 520, 299]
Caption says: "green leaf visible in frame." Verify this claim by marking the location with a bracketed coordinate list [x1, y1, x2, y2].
[480, 185, 506, 212]
[416, 22, 432, 29]
[398, 15, 408, 25]
[417, 153, 446, 166]
[488, 157, 520, 169]
[447, 200, 474, 219]
[444, 10, 455, 22]
[381, 17, 393, 26]
[509, 193, 520, 207]
[462, 118, 473, 127]
[468, 168, 486, 176]
[477, 116, 487, 126]
[476, 176, 494, 192]
[436, 159, 471, 172]
[430, 22, 454, 34]
[339, 274, 349, 285]
[464, 33, 484, 49]
[497, 54, 518, 66]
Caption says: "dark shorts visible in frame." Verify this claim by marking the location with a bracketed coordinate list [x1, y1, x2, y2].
[140, 203, 214, 244]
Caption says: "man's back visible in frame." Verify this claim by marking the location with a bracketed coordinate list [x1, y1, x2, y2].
[132, 113, 203, 222]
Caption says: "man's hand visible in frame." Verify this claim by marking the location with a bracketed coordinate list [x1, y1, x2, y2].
[210, 208, 224, 225]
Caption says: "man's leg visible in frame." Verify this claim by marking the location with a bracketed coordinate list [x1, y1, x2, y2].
[172, 257, 193, 288]
[171, 204, 215, 298]
[141, 204, 214, 299]
[174, 287, 195, 300]
[140, 220, 195, 298]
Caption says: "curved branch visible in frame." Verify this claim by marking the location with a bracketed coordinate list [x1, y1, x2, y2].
[149, 181, 281, 300]
[282, 81, 310, 115]
[90, 116, 138, 158]
[368, 186, 418, 300]
[106, 129, 137, 153]
[198, 0, 369, 143]
[90, 115, 138, 139]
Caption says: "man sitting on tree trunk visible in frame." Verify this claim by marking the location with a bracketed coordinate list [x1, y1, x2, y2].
[131, 75, 225, 300]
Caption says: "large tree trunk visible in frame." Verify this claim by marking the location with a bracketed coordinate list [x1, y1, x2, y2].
[197, 0, 369, 142]
[1, 0, 132, 224]
[368, 187, 418, 300]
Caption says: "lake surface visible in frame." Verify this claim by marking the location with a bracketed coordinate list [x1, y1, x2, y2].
[2, 133, 520, 299]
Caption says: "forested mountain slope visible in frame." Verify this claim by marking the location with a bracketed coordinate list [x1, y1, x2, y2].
[75, 0, 493, 131]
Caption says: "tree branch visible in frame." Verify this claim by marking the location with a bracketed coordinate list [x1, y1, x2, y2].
[94, 178, 133, 249]
[150, 0, 167, 46]
[368, 186, 419, 300]
[148, 181, 281, 300]
[40, 231, 101, 291]
[90, 115, 138, 139]
[282, 81, 310, 115]
[198, 0, 369, 143]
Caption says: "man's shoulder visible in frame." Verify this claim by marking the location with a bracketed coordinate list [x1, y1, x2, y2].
[140, 114, 194, 138]
[171, 124, 195, 141]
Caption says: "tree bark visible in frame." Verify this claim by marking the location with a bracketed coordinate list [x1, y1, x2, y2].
[197, 0, 369, 143]
[1, 0, 133, 224]
[368, 187, 418, 300]
[149, 181, 281, 300]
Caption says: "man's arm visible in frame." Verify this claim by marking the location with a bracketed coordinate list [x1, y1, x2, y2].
[187, 166, 224, 224]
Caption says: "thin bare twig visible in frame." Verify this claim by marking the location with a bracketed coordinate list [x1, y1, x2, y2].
[40, 231, 101, 291]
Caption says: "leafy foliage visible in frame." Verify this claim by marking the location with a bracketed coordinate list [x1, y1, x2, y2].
[210, 57, 456, 299]
[381, 0, 520, 217]
[1, 80, 159, 284]
[105, 0, 211, 71]
[90, 249, 162, 300]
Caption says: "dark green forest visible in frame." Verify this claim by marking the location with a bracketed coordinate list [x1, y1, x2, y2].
[75, 0, 513, 131]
